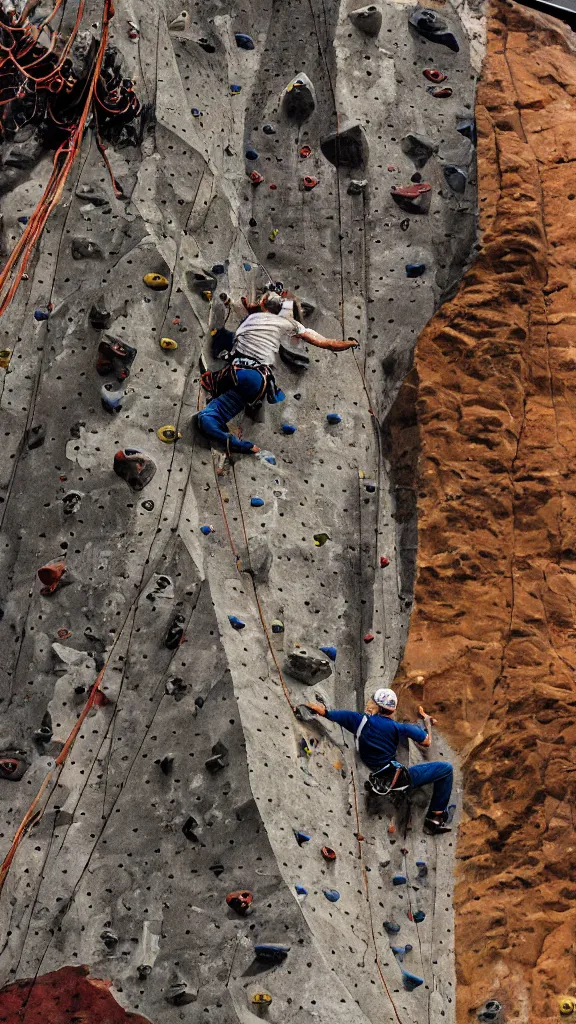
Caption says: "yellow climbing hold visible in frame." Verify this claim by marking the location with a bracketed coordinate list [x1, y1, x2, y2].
[269, 228, 278, 242]
[160, 337, 178, 350]
[143, 273, 169, 290]
[251, 992, 272, 1006]
[313, 532, 330, 546]
[0, 348, 12, 369]
[559, 996, 576, 1015]
[201, 289, 212, 301]
[157, 425, 182, 443]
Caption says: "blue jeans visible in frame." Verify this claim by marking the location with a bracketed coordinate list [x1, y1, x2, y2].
[408, 761, 453, 814]
[197, 368, 264, 453]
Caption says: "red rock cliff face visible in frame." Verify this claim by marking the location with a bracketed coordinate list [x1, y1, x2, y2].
[395, 1, 576, 1020]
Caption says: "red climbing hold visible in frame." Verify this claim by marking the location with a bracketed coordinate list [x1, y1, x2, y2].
[226, 890, 253, 915]
[37, 561, 67, 596]
[249, 170, 264, 185]
[303, 176, 319, 190]
[391, 182, 431, 199]
[299, 145, 312, 158]
[363, 632, 375, 643]
[93, 689, 111, 707]
[427, 86, 453, 98]
[269, 183, 277, 190]
[321, 846, 337, 862]
[423, 68, 447, 82]
[380, 556, 390, 568]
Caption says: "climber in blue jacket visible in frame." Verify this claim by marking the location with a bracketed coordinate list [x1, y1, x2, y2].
[306, 687, 453, 835]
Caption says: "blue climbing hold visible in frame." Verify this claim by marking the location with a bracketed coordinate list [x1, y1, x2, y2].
[323, 889, 340, 902]
[243, 262, 252, 271]
[245, 147, 259, 161]
[294, 830, 311, 845]
[200, 525, 214, 536]
[402, 970, 424, 992]
[392, 944, 413, 962]
[229, 616, 246, 630]
[34, 310, 49, 321]
[251, 496, 264, 507]
[295, 884, 308, 895]
[211, 263, 226, 275]
[191, 107, 202, 118]
[320, 646, 337, 661]
[18, 216, 28, 224]
[263, 123, 276, 134]
[406, 263, 426, 278]
[235, 32, 255, 49]
[416, 860, 428, 877]
[393, 875, 407, 886]
[254, 943, 290, 964]
[384, 921, 400, 934]
[326, 413, 342, 425]
[412, 910, 426, 923]
[230, 84, 242, 94]
[282, 423, 297, 434]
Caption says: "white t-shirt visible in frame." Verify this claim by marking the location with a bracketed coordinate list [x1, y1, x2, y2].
[233, 312, 306, 366]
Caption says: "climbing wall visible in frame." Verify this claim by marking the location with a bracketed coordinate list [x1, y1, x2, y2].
[0, 0, 481, 1022]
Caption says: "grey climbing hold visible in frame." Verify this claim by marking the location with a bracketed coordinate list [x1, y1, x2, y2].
[477, 1001, 503, 1023]
[383, 920, 400, 934]
[285, 645, 332, 684]
[262, 123, 276, 134]
[400, 132, 438, 169]
[27, 423, 45, 449]
[348, 5, 382, 36]
[321, 122, 368, 170]
[280, 342, 309, 369]
[409, 8, 459, 51]
[347, 178, 367, 195]
[62, 491, 83, 515]
[392, 944, 412, 962]
[89, 302, 112, 330]
[160, 754, 174, 775]
[165, 975, 197, 1006]
[282, 73, 316, 122]
[182, 816, 199, 841]
[457, 118, 477, 145]
[71, 238, 103, 260]
[169, 10, 189, 31]
[443, 164, 468, 193]
[165, 677, 187, 699]
[101, 382, 124, 413]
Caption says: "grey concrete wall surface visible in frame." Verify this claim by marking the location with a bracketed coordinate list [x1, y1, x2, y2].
[0, 0, 483, 1021]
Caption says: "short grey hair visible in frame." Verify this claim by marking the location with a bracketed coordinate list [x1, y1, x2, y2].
[261, 291, 283, 314]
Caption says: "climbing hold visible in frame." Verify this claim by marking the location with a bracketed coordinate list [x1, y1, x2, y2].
[205, 750, 227, 772]
[165, 977, 197, 1006]
[282, 73, 316, 123]
[0, 751, 29, 781]
[363, 632, 374, 643]
[321, 846, 336, 861]
[229, 83, 242, 93]
[160, 755, 174, 775]
[250, 496, 265, 507]
[248, 170, 264, 187]
[263, 123, 276, 134]
[280, 343, 309, 370]
[321, 122, 368, 170]
[282, 423, 297, 434]
[347, 179, 367, 195]
[477, 1001, 503, 1023]
[34, 309, 49, 321]
[226, 889, 253, 915]
[97, 337, 137, 381]
[127, 21, 139, 40]
[141, 499, 155, 511]
[457, 118, 477, 144]
[443, 165, 468, 193]
[229, 615, 246, 630]
[269, 228, 278, 242]
[255, 450, 276, 465]
[559, 998, 576, 1016]
[400, 133, 438, 169]
[165, 614, 185, 650]
[402, 971, 424, 992]
[235, 32, 255, 49]
[169, 10, 189, 31]
[245, 147, 259, 161]
[295, 884, 308, 895]
[157, 425, 181, 443]
[322, 889, 340, 904]
[286, 646, 332, 683]
[34, 717, 53, 744]
[27, 424, 45, 449]
[166, 677, 187, 699]
[393, 875, 407, 886]
[313, 532, 330, 546]
[143, 273, 169, 290]
[17, 215, 28, 224]
[392, 944, 413, 962]
[380, 556, 390, 567]
[101, 382, 124, 413]
[191, 108, 202, 119]
[182, 816, 199, 841]
[416, 860, 428, 877]
[254, 944, 290, 964]
[72, 238, 103, 260]
[428, 85, 453, 98]
[423, 68, 447, 82]
[299, 145, 312, 159]
[326, 413, 342, 425]
[62, 491, 83, 516]
[160, 337, 178, 351]
[200, 525, 215, 535]
[320, 646, 337, 661]
[409, 8, 459, 51]
[383, 921, 400, 934]
[390, 181, 432, 214]
[89, 303, 112, 330]
[0, 348, 11, 369]
[348, 4, 382, 36]
[56, 628, 72, 640]
[411, 910, 426, 923]
[38, 561, 68, 596]
[294, 830, 311, 845]
[400, 218, 410, 231]
[271, 619, 284, 633]
[406, 263, 426, 278]
[251, 992, 272, 1006]
[303, 175, 319, 191]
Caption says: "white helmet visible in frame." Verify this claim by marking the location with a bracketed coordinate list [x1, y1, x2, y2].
[373, 687, 398, 711]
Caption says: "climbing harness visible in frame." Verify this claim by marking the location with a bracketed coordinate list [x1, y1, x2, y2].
[201, 357, 282, 409]
[368, 762, 412, 798]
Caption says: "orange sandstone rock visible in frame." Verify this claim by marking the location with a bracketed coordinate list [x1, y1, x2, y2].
[0, 965, 151, 1024]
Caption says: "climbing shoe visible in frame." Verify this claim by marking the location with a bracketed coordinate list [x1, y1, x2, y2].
[423, 810, 452, 835]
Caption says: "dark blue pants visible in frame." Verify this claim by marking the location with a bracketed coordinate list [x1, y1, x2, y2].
[408, 761, 453, 813]
[197, 368, 264, 453]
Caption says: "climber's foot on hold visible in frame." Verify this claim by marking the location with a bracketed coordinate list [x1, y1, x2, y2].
[423, 810, 452, 835]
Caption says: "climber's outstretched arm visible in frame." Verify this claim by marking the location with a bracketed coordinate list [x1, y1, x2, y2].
[300, 327, 359, 352]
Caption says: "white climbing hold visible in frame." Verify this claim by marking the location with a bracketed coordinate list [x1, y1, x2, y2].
[169, 10, 189, 31]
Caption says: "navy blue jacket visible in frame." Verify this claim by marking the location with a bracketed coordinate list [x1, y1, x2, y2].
[325, 710, 427, 770]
